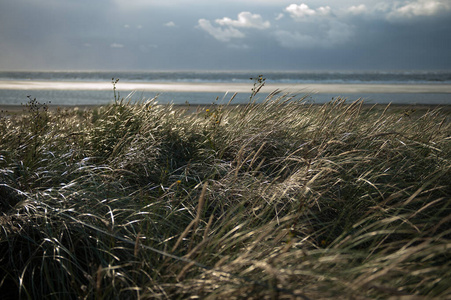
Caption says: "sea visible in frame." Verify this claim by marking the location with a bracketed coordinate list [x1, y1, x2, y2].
[1, 70, 451, 106]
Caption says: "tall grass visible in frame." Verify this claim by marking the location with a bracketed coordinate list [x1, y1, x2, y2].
[0, 89, 450, 299]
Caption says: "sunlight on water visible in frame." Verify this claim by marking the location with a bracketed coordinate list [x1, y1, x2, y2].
[0, 71, 450, 105]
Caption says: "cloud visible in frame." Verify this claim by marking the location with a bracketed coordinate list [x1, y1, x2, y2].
[216, 12, 270, 29]
[197, 19, 245, 42]
[110, 43, 124, 48]
[2, 0, 450, 71]
[274, 20, 353, 48]
[197, 12, 270, 42]
[286, 3, 315, 17]
[277, 3, 353, 49]
[388, 0, 451, 19]
[227, 43, 250, 50]
[164, 21, 176, 27]
[275, 13, 285, 20]
[285, 3, 331, 20]
[139, 44, 157, 53]
[124, 24, 143, 29]
[274, 30, 315, 48]
[317, 6, 332, 16]
[347, 4, 367, 15]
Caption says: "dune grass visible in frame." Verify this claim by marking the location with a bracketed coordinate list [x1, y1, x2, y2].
[0, 87, 450, 299]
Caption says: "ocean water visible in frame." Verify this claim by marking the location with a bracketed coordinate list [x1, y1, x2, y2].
[1, 70, 450, 105]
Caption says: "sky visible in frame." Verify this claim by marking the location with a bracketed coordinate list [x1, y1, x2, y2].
[0, 0, 450, 71]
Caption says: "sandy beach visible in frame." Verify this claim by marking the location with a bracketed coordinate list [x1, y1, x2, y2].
[1, 80, 451, 94]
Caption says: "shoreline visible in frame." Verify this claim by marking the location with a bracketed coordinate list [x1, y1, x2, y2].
[1, 80, 451, 94]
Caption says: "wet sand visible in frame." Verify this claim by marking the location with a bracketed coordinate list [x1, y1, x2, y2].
[1, 80, 451, 94]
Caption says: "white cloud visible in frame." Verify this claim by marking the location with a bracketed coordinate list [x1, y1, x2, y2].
[278, 3, 354, 49]
[347, 4, 367, 15]
[285, 3, 331, 19]
[197, 19, 245, 42]
[388, 0, 451, 19]
[216, 12, 270, 29]
[197, 12, 270, 42]
[164, 21, 176, 27]
[286, 3, 315, 17]
[110, 43, 124, 48]
[317, 6, 332, 16]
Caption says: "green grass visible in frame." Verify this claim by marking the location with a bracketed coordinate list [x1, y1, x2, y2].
[0, 90, 450, 299]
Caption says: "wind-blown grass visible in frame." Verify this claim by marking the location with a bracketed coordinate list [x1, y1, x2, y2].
[0, 90, 450, 299]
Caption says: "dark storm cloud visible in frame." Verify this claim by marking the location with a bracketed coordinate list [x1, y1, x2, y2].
[0, 0, 450, 70]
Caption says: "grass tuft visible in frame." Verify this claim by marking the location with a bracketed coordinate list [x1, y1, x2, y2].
[0, 89, 450, 299]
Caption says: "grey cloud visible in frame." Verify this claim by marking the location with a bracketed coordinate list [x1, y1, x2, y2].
[197, 19, 246, 42]
[337, 1, 451, 20]
[275, 13, 285, 20]
[1, 0, 450, 71]
[274, 20, 353, 48]
[197, 12, 271, 42]
[387, 0, 451, 20]
[110, 43, 125, 48]
[227, 43, 250, 50]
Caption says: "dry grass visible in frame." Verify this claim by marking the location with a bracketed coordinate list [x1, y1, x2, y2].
[0, 89, 450, 299]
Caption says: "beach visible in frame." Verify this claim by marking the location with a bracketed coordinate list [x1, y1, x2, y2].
[1, 80, 451, 94]
[1, 71, 451, 106]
